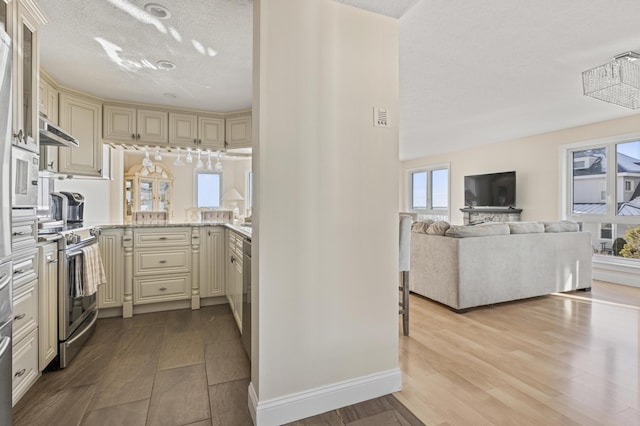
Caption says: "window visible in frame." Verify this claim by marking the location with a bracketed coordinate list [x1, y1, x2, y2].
[599, 223, 612, 240]
[195, 171, 222, 208]
[565, 139, 640, 261]
[409, 165, 449, 220]
[568, 141, 640, 218]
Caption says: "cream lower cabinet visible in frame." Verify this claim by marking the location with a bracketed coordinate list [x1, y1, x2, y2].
[226, 230, 243, 330]
[58, 92, 103, 177]
[12, 280, 39, 406]
[132, 227, 192, 305]
[200, 227, 225, 298]
[98, 229, 124, 309]
[38, 242, 57, 371]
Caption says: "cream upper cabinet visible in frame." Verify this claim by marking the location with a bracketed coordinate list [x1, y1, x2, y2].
[138, 109, 168, 144]
[11, 0, 45, 153]
[58, 92, 103, 177]
[199, 116, 225, 149]
[104, 105, 168, 145]
[169, 112, 224, 150]
[169, 112, 197, 146]
[37, 75, 59, 124]
[225, 113, 252, 149]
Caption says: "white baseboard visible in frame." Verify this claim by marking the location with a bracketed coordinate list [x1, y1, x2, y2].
[249, 368, 402, 426]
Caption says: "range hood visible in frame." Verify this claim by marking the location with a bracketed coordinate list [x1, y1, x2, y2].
[39, 116, 79, 148]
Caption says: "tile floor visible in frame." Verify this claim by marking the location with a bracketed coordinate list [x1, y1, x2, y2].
[12, 304, 252, 426]
[12, 304, 422, 426]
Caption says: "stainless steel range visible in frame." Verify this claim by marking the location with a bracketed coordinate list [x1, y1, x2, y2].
[56, 226, 100, 368]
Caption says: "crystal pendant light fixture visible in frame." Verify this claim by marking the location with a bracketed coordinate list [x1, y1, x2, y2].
[154, 147, 162, 161]
[174, 147, 185, 166]
[186, 147, 193, 164]
[206, 150, 213, 170]
[583, 51, 640, 109]
[195, 150, 204, 169]
[215, 151, 223, 172]
[142, 146, 152, 167]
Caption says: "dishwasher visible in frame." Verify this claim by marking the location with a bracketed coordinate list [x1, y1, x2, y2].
[241, 237, 251, 359]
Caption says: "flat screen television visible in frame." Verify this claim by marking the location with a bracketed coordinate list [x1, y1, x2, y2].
[464, 171, 516, 208]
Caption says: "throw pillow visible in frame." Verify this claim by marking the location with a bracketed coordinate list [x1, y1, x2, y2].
[445, 223, 510, 238]
[426, 221, 450, 235]
[411, 220, 434, 233]
[508, 222, 545, 234]
[543, 221, 580, 233]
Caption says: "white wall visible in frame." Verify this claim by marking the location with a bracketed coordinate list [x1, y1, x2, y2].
[401, 114, 640, 224]
[253, 0, 400, 423]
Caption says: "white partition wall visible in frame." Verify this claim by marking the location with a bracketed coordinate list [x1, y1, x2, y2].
[251, 0, 400, 424]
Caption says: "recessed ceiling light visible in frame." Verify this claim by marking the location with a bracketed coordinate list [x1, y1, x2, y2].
[156, 60, 176, 70]
[144, 3, 171, 19]
[164, 93, 177, 99]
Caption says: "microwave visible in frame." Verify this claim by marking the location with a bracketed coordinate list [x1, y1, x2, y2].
[11, 146, 39, 207]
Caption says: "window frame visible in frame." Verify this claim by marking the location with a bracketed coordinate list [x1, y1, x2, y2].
[193, 170, 223, 209]
[561, 134, 640, 226]
[406, 163, 450, 221]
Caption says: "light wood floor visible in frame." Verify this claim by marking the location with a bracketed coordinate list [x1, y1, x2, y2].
[395, 280, 640, 425]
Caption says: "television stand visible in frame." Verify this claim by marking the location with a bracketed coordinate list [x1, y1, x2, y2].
[460, 207, 522, 225]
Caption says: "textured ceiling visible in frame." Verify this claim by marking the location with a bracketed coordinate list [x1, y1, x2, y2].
[36, 0, 254, 112]
[35, 0, 416, 114]
[37, 0, 635, 161]
[399, 0, 640, 160]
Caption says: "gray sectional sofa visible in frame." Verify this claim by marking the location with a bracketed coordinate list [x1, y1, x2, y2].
[409, 221, 593, 312]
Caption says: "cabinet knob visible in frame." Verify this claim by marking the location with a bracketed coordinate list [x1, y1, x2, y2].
[48, 258, 58, 264]
[198, 139, 202, 145]
[14, 369, 26, 378]
[132, 133, 136, 140]
[13, 269, 25, 275]
[47, 161, 54, 169]
[14, 313, 26, 321]
[137, 134, 141, 140]
[159, 287, 167, 291]
[194, 138, 197, 145]
[158, 260, 167, 264]
[12, 231, 25, 237]
[158, 237, 167, 240]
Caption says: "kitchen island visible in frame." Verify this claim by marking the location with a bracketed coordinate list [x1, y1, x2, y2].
[94, 222, 251, 327]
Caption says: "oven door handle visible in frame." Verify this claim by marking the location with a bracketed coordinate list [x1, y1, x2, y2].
[65, 310, 99, 347]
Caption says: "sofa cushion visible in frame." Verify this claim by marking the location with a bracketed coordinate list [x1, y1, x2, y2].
[411, 220, 434, 233]
[543, 221, 580, 233]
[445, 223, 510, 238]
[426, 221, 450, 235]
[508, 222, 545, 234]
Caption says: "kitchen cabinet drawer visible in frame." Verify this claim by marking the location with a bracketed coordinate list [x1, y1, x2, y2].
[133, 274, 190, 304]
[12, 281, 38, 343]
[11, 218, 37, 253]
[12, 328, 39, 406]
[134, 228, 190, 247]
[134, 248, 191, 276]
[11, 248, 38, 290]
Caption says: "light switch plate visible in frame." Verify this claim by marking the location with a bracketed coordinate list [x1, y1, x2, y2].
[373, 107, 389, 127]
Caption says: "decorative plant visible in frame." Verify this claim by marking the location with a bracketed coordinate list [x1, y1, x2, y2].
[619, 226, 640, 259]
